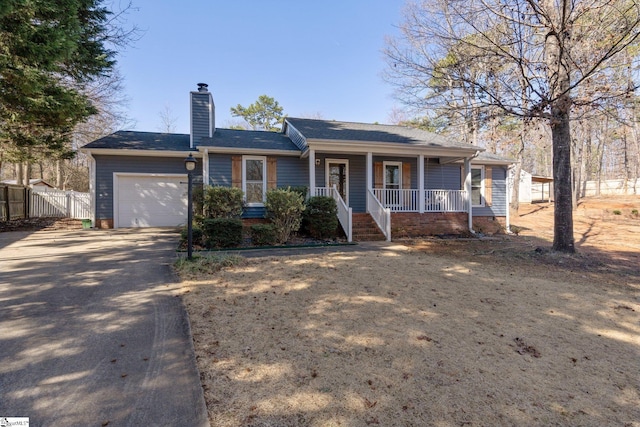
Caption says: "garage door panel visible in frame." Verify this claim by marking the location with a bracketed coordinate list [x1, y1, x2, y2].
[116, 175, 188, 228]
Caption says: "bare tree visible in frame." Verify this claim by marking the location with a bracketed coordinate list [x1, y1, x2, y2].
[158, 103, 179, 133]
[385, 0, 640, 252]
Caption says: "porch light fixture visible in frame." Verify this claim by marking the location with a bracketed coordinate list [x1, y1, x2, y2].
[315, 159, 320, 166]
[184, 154, 197, 171]
[184, 154, 197, 260]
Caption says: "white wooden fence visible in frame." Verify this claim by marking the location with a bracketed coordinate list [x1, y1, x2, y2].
[30, 189, 91, 219]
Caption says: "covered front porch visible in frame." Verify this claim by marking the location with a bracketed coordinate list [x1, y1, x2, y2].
[309, 151, 478, 242]
[315, 185, 470, 242]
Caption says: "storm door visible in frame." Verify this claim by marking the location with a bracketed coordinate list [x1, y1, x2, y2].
[326, 159, 349, 204]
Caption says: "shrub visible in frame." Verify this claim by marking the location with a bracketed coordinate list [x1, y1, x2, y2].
[192, 184, 205, 216]
[201, 218, 243, 248]
[613, 209, 622, 215]
[203, 186, 244, 218]
[284, 186, 308, 201]
[303, 196, 338, 238]
[631, 209, 638, 217]
[180, 225, 204, 246]
[265, 188, 305, 244]
[250, 223, 277, 246]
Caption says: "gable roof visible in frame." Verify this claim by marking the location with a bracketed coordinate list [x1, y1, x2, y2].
[473, 151, 513, 165]
[285, 117, 481, 151]
[197, 128, 299, 152]
[83, 131, 191, 151]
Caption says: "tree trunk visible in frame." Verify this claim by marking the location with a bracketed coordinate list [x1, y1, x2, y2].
[551, 108, 575, 252]
[56, 159, 63, 189]
[545, 0, 575, 253]
[17, 162, 24, 186]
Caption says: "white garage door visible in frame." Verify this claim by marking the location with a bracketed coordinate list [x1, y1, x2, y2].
[115, 174, 188, 228]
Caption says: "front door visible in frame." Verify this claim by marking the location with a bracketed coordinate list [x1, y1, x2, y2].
[326, 159, 349, 203]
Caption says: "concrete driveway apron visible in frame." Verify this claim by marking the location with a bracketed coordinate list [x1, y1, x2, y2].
[0, 229, 208, 427]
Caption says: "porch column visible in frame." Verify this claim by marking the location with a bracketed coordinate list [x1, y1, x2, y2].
[464, 157, 474, 232]
[366, 152, 372, 212]
[309, 149, 316, 197]
[418, 154, 425, 213]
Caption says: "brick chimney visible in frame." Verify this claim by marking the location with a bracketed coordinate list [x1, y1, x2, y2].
[190, 83, 215, 148]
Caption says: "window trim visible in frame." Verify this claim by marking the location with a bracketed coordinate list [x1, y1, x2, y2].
[242, 155, 267, 207]
[383, 161, 403, 189]
[325, 158, 349, 204]
[471, 165, 485, 208]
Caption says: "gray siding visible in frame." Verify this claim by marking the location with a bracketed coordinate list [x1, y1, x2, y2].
[473, 166, 507, 217]
[277, 157, 308, 188]
[209, 154, 232, 186]
[424, 161, 461, 190]
[94, 155, 200, 220]
[285, 123, 308, 151]
[191, 92, 212, 144]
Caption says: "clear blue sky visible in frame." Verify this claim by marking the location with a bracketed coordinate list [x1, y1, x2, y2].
[116, 0, 406, 134]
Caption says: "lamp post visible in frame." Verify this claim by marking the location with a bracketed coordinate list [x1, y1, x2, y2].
[184, 154, 197, 260]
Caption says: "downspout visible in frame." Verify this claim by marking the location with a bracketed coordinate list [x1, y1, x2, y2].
[505, 164, 513, 234]
[466, 151, 481, 235]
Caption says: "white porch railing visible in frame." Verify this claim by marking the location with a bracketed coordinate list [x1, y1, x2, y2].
[371, 189, 467, 213]
[314, 187, 332, 198]
[367, 189, 391, 241]
[424, 189, 467, 212]
[30, 189, 91, 219]
[314, 186, 352, 242]
[372, 189, 419, 212]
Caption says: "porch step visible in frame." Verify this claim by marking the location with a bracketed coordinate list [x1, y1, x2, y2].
[351, 213, 386, 242]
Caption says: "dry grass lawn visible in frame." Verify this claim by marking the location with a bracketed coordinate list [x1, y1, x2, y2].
[178, 196, 640, 427]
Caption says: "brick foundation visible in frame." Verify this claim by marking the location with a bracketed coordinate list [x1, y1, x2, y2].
[390, 213, 506, 238]
[472, 216, 507, 234]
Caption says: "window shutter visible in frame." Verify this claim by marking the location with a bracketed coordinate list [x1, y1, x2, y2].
[231, 156, 242, 188]
[402, 163, 411, 189]
[267, 157, 277, 190]
[485, 166, 492, 206]
[374, 162, 383, 189]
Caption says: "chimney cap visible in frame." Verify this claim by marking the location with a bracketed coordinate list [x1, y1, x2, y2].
[197, 83, 208, 92]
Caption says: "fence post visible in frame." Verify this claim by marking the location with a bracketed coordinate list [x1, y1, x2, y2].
[25, 187, 30, 219]
[2, 185, 7, 221]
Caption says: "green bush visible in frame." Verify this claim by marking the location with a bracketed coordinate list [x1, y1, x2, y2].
[631, 209, 638, 216]
[303, 196, 338, 238]
[250, 223, 277, 246]
[284, 186, 308, 201]
[265, 188, 305, 244]
[203, 186, 244, 218]
[192, 184, 205, 216]
[180, 225, 204, 246]
[613, 209, 622, 215]
[201, 218, 243, 248]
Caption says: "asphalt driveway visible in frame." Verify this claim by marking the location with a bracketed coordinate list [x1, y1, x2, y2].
[0, 228, 208, 427]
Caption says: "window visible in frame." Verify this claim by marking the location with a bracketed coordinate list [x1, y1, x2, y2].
[383, 162, 402, 190]
[471, 166, 484, 207]
[243, 156, 267, 206]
